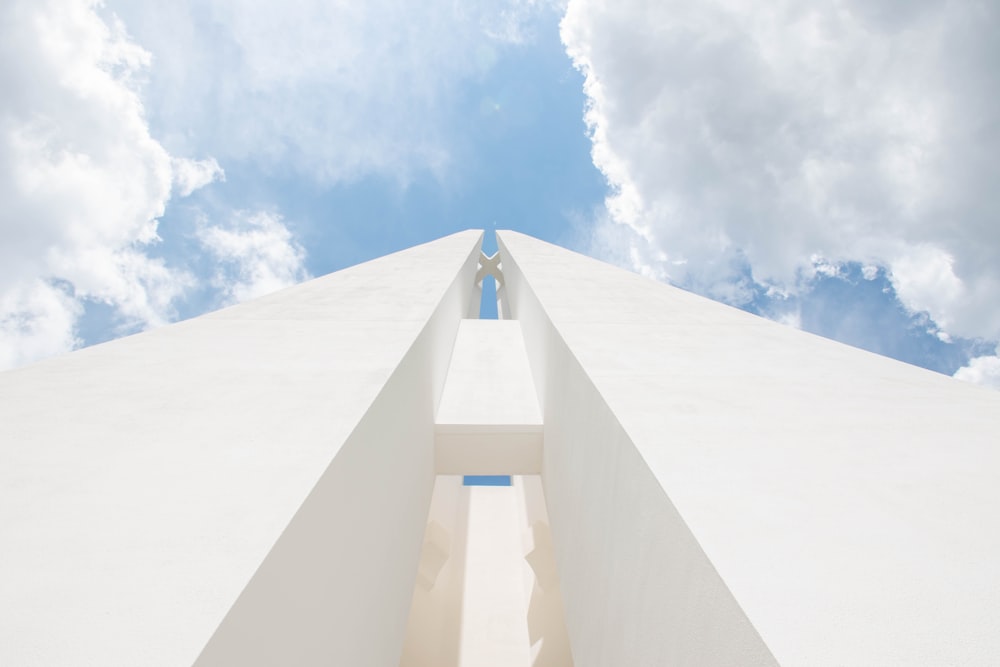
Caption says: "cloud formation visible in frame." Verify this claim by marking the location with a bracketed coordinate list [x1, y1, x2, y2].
[199, 211, 309, 304]
[0, 281, 81, 370]
[105, 0, 549, 307]
[1, 0, 552, 369]
[0, 0, 194, 366]
[954, 349, 1000, 391]
[172, 157, 224, 197]
[108, 0, 548, 184]
[561, 0, 1000, 381]
[0, 0, 293, 369]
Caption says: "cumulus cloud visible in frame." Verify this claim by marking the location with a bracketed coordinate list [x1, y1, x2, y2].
[107, 0, 550, 185]
[0, 0, 222, 369]
[561, 0, 1000, 349]
[198, 211, 309, 304]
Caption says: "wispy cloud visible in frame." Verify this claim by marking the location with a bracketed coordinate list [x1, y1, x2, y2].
[172, 157, 224, 197]
[198, 210, 309, 304]
[109, 0, 549, 185]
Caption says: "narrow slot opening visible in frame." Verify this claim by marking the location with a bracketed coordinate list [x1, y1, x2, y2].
[479, 276, 499, 319]
[463, 475, 511, 486]
[478, 231, 500, 320]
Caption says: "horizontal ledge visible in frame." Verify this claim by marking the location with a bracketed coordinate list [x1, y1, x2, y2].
[434, 422, 543, 434]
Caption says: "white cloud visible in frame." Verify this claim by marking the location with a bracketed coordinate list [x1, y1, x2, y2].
[0, 281, 81, 370]
[0, 0, 225, 369]
[776, 310, 802, 331]
[106, 0, 550, 185]
[561, 0, 1000, 343]
[1, 0, 555, 369]
[198, 211, 309, 304]
[172, 157, 224, 197]
[954, 350, 1000, 391]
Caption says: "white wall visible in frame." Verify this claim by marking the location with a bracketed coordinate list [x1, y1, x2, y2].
[500, 233, 774, 666]
[0, 231, 482, 666]
[499, 230, 1000, 666]
[8, 227, 997, 665]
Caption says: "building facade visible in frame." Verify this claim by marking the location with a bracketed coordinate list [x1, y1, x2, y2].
[1, 230, 999, 665]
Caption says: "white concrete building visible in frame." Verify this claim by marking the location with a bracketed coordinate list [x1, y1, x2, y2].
[1, 230, 999, 665]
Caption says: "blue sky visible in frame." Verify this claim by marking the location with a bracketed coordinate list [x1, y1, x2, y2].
[1, 0, 998, 389]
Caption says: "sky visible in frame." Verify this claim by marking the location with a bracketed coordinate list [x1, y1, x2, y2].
[1, 0, 998, 390]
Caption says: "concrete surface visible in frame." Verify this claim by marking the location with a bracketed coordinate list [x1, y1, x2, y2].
[499, 229, 1000, 666]
[3, 227, 999, 666]
[0, 231, 482, 666]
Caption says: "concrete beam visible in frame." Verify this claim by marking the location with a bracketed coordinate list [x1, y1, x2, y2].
[435, 319, 543, 475]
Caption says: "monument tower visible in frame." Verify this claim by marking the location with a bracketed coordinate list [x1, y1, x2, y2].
[1, 230, 999, 666]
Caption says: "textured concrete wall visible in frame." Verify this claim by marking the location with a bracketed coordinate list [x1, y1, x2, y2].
[499, 230, 1000, 666]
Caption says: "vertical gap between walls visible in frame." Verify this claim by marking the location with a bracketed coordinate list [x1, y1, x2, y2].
[479, 276, 498, 319]
[479, 230, 499, 319]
